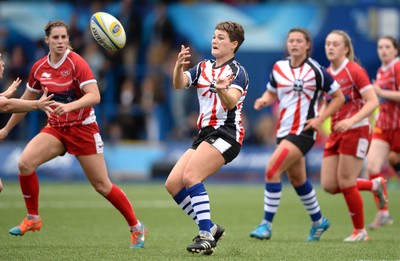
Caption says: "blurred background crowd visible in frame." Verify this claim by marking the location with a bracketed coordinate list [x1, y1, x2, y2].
[0, 0, 398, 148]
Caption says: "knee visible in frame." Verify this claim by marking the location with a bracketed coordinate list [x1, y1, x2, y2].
[92, 181, 111, 196]
[165, 178, 175, 195]
[17, 158, 35, 175]
[182, 168, 197, 188]
[322, 183, 337, 194]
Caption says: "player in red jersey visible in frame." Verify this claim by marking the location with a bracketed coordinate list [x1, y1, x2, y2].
[0, 52, 53, 193]
[0, 20, 146, 249]
[364, 36, 399, 229]
[321, 30, 379, 242]
[165, 21, 248, 255]
[250, 28, 344, 242]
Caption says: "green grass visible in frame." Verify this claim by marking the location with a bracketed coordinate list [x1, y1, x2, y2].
[0, 181, 399, 260]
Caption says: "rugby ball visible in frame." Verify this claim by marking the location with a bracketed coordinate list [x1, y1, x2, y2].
[90, 12, 126, 51]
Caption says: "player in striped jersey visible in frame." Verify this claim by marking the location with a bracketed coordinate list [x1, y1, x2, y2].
[165, 21, 248, 255]
[365, 36, 399, 229]
[321, 30, 379, 242]
[250, 28, 344, 242]
[0, 52, 54, 193]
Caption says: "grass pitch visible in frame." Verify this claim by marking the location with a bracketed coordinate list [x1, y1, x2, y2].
[0, 181, 399, 260]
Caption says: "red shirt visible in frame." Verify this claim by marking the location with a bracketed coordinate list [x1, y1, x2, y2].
[327, 59, 371, 131]
[375, 57, 400, 130]
[27, 49, 97, 127]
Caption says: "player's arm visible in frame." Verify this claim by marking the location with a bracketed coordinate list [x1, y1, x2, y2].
[334, 86, 379, 132]
[214, 74, 242, 110]
[254, 89, 277, 110]
[373, 81, 400, 102]
[305, 89, 344, 131]
[0, 88, 53, 113]
[52, 82, 99, 115]
[0, 77, 21, 98]
[173, 45, 190, 89]
[0, 88, 39, 140]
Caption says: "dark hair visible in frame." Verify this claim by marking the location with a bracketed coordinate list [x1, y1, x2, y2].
[287, 28, 313, 57]
[44, 20, 72, 50]
[378, 35, 399, 50]
[215, 21, 245, 53]
[44, 20, 69, 37]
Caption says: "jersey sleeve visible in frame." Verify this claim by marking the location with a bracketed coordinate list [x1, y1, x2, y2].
[73, 54, 96, 89]
[394, 61, 400, 89]
[266, 64, 278, 93]
[321, 67, 340, 95]
[185, 60, 203, 88]
[353, 64, 371, 92]
[27, 61, 42, 93]
[230, 66, 248, 94]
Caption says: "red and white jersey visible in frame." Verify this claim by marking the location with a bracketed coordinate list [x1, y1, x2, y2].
[327, 58, 372, 131]
[27, 49, 97, 127]
[185, 58, 249, 144]
[268, 57, 340, 139]
[375, 57, 400, 130]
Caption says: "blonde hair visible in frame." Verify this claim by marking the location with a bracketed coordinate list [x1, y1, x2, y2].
[329, 30, 354, 61]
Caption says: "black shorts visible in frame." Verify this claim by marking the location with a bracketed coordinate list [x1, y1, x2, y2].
[277, 133, 315, 155]
[191, 126, 241, 164]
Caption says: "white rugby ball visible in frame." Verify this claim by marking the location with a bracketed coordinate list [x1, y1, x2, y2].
[90, 12, 126, 51]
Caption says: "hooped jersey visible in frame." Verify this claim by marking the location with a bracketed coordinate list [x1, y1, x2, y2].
[375, 57, 400, 130]
[267, 57, 340, 139]
[326, 58, 371, 131]
[185, 58, 249, 144]
[27, 49, 97, 127]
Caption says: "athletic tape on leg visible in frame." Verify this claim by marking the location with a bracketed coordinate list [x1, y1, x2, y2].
[265, 148, 289, 179]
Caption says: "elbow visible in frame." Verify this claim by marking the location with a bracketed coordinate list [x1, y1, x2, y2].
[93, 95, 101, 106]
[0, 101, 13, 112]
[226, 104, 236, 111]
[373, 99, 379, 110]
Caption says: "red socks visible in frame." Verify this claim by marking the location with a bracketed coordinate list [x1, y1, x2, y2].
[342, 185, 364, 229]
[19, 172, 40, 215]
[356, 178, 373, 191]
[105, 184, 138, 226]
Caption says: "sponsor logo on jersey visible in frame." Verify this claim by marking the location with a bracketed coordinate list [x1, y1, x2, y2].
[41, 72, 51, 80]
[61, 69, 71, 77]
[293, 79, 304, 92]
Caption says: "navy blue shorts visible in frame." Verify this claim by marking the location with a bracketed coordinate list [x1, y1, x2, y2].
[277, 133, 315, 155]
[191, 126, 241, 164]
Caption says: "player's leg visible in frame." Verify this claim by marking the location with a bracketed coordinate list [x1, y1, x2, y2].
[250, 140, 302, 240]
[365, 139, 392, 229]
[9, 132, 65, 236]
[287, 158, 330, 241]
[165, 148, 224, 252]
[388, 151, 400, 175]
[78, 153, 146, 249]
[338, 154, 370, 242]
[183, 141, 226, 254]
[165, 149, 199, 223]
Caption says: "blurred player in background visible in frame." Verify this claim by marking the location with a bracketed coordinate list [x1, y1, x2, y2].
[165, 21, 248, 255]
[0, 20, 146, 249]
[364, 36, 399, 229]
[250, 28, 344, 242]
[0, 52, 53, 193]
[321, 30, 379, 242]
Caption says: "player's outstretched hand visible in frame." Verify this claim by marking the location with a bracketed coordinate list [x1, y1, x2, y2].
[37, 88, 54, 116]
[0, 77, 21, 98]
